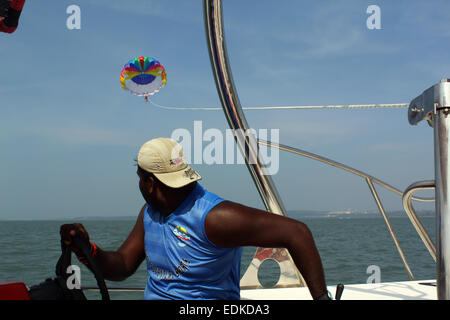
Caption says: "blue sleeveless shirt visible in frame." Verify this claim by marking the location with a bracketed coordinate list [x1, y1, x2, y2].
[143, 183, 242, 300]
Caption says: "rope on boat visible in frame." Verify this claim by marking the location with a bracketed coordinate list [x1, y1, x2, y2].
[149, 100, 409, 111]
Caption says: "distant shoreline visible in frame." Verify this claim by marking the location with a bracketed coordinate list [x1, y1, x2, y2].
[289, 209, 435, 219]
[0, 210, 435, 221]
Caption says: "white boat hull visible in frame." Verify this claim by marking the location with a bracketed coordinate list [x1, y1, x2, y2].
[241, 280, 437, 300]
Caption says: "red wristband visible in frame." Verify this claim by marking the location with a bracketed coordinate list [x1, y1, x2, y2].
[90, 242, 98, 257]
[77, 242, 98, 266]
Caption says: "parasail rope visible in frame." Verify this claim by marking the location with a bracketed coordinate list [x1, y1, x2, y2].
[149, 100, 409, 111]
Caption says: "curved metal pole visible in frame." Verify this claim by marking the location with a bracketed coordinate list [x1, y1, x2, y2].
[203, 0, 287, 215]
[203, 0, 305, 288]
[366, 178, 415, 281]
[259, 139, 436, 280]
[402, 180, 437, 261]
[258, 139, 434, 203]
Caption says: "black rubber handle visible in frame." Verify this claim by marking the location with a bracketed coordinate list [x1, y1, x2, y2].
[335, 283, 344, 300]
[72, 237, 110, 301]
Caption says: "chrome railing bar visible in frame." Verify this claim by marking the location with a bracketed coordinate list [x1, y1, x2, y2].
[409, 78, 450, 299]
[258, 139, 434, 203]
[402, 180, 437, 262]
[365, 177, 415, 281]
[258, 139, 432, 279]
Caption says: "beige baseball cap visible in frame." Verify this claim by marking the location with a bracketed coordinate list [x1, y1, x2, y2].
[137, 137, 201, 188]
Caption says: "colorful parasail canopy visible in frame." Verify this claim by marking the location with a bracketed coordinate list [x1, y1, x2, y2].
[120, 56, 167, 101]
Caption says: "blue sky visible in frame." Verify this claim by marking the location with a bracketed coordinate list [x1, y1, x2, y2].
[1, 0, 448, 220]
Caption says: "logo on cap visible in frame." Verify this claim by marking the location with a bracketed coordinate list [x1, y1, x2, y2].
[170, 157, 184, 166]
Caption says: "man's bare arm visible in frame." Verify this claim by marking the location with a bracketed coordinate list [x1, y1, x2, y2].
[204, 201, 328, 300]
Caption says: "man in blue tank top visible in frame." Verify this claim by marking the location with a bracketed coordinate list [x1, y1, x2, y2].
[60, 138, 330, 300]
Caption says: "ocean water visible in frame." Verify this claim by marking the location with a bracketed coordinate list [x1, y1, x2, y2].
[0, 214, 437, 300]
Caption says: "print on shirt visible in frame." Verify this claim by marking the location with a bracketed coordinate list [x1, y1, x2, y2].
[172, 225, 191, 247]
[147, 258, 191, 280]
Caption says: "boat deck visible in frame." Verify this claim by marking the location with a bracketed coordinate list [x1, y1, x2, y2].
[241, 280, 437, 300]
